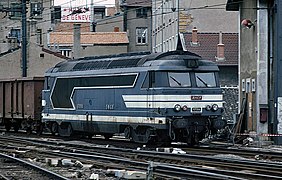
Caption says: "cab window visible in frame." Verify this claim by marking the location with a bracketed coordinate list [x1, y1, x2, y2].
[195, 72, 216, 87]
[168, 72, 191, 87]
[142, 71, 168, 88]
[142, 71, 191, 88]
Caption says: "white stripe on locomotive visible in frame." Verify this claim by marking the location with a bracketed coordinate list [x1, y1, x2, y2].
[122, 94, 223, 108]
[42, 113, 166, 124]
[122, 94, 223, 101]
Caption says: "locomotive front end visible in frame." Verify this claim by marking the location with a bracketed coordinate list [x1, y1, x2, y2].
[166, 93, 225, 145]
[141, 52, 226, 145]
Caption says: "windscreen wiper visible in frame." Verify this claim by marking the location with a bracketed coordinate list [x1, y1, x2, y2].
[169, 76, 182, 86]
[196, 76, 209, 87]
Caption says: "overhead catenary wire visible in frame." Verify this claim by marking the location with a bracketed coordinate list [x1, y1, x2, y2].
[0, 0, 113, 29]
[0, 1, 229, 36]
[0, 0, 244, 45]
[0, 0, 234, 29]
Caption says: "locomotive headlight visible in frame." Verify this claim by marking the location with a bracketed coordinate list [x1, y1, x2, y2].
[212, 104, 219, 111]
[174, 104, 181, 112]
[42, 100, 46, 107]
[182, 105, 188, 111]
[205, 104, 211, 111]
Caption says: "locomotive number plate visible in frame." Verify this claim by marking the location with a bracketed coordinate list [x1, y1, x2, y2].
[191, 107, 202, 114]
[191, 96, 202, 100]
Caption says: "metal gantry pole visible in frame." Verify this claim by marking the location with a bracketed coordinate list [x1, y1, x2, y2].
[22, 0, 27, 77]
[90, 0, 94, 32]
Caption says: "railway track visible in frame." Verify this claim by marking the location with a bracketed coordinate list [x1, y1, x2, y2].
[1, 134, 282, 179]
[181, 146, 282, 161]
[0, 152, 68, 180]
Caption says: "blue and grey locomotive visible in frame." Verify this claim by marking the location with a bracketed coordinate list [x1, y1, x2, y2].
[42, 50, 225, 145]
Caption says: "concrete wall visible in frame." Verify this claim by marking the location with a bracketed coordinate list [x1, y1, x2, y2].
[180, 0, 238, 33]
[27, 45, 67, 77]
[126, 7, 152, 52]
[0, 43, 66, 79]
[0, 49, 22, 79]
[96, 14, 124, 32]
[96, 7, 152, 53]
[81, 45, 128, 56]
[239, 0, 258, 132]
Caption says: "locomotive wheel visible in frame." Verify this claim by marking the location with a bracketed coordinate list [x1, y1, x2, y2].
[65, 124, 73, 137]
[5, 123, 11, 132]
[58, 123, 73, 137]
[51, 122, 59, 135]
[145, 128, 155, 144]
[36, 123, 43, 135]
[26, 127, 32, 135]
[156, 130, 171, 146]
[86, 134, 94, 139]
[145, 128, 151, 142]
[124, 126, 132, 139]
[104, 133, 113, 140]
[187, 134, 199, 146]
[13, 124, 20, 133]
[131, 127, 155, 144]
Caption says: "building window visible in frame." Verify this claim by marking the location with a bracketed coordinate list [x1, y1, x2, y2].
[51, 6, 61, 23]
[136, 8, 147, 18]
[30, 2, 43, 17]
[93, 8, 105, 20]
[36, 29, 42, 45]
[9, 29, 21, 43]
[136, 27, 147, 45]
[61, 49, 71, 57]
[10, 3, 21, 18]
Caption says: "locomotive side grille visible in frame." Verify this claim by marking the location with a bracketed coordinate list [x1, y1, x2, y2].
[71, 59, 140, 71]
[107, 58, 140, 69]
[72, 60, 111, 71]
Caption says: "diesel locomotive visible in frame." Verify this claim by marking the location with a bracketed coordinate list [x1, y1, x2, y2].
[41, 50, 225, 145]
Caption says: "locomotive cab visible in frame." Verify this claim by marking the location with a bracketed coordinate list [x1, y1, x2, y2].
[140, 68, 224, 145]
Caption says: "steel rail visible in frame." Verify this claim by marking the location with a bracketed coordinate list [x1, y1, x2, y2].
[183, 146, 282, 160]
[2, 135, 282, 179]
[45, 149, 282, 179]
[46, 150, 243, 180]
[0, 153, 69, 180]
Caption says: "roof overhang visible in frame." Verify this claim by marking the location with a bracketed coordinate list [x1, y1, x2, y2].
[226, 0, 242, 11]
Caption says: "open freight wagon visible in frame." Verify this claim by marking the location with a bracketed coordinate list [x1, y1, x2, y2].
[0, 77, 44, 133]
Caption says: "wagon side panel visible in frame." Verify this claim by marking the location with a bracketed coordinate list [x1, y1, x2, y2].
[33, 80, 44, 121]
[4, 81, 12, 119]
[0, 81, 4, 124]
[22, 80, 35, 119]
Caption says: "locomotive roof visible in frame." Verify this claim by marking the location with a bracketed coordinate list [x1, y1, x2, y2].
[48, 50, 217, 73]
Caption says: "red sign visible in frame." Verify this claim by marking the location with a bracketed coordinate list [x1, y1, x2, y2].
[191, 96, 202, 100]
[61, 7, 91, 22]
